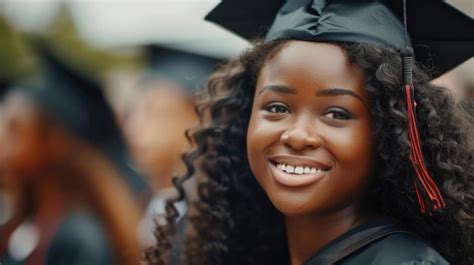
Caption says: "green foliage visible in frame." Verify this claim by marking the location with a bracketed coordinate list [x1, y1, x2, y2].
[0, 17, 38, 83]
[0, 9, 145, 85]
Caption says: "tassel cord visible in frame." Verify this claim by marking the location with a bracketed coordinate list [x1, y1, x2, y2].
[404, 84, 446, 213]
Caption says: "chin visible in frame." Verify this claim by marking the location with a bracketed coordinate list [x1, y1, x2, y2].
[266, 192, 323, 217]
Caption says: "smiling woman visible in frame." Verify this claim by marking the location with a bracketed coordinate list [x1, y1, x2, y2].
[146, 1, 474, 265]
[147, 38, 474, 265]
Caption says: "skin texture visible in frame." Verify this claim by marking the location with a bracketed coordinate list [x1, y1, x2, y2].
[247, 41, 375, 264]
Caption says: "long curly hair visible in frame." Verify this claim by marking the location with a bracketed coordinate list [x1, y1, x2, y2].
[145, 40, 474, 265]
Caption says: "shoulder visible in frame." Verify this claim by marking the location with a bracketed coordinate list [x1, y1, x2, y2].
[344, 232, 449, 265]
[46, 211, 116, 264]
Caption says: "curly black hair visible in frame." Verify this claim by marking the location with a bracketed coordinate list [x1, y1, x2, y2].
[145, 40, 474, 265]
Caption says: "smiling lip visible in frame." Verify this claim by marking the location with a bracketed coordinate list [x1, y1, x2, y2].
[269, 155, 331, 171]
[268, 155, 330, 187]
[269, 162, 326, 187]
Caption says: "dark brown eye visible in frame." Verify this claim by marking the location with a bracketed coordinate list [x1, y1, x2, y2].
[323, 109, 352, 120]
[265, 104, 289, 114]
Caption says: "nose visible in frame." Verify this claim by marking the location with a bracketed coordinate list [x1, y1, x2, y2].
[280, 118, 322, 151]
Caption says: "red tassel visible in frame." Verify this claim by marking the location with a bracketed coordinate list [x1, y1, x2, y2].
[404, 84, 446, 214]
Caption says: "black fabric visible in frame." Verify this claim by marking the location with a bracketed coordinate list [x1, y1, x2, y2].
[265, 1, 406, 48]
[168, 214, 188, 265]
[0, 211, 116, 265]
[45, 211, 116, 265]
[206, 0, 474, 76]
[20, 42, 117, 147]
[205, 0, 285, 42]
[303, 219, 448, 265]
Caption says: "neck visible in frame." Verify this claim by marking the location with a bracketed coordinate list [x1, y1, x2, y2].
[151, 174, 175, 191]
[149, 161, 187, 191]
[29, 164, 82, 225]
[33, 178, 66, 227]
[286, 204, 372, 265]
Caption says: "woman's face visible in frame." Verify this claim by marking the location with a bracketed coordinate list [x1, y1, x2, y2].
[0, 94, 46, 179]
[124, 86, 197, 189]
[247, 41, 375, 217]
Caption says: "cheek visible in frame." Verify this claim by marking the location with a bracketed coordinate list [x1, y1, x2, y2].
[246, 113, 264, 174]
[8, 132, 44, 175]
[325, 122, 375, 181]
[246, 111, 280, 178]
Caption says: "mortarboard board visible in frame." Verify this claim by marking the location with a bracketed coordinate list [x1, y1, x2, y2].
[144, 45, 220, 94]
[206, 0, 474, 77]
[11, 41, 150, 200]
[206, 0, 474, 214]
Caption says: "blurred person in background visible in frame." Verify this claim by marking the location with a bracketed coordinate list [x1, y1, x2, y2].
[0, 42, 149, 265]
[121, 46, 219, 251]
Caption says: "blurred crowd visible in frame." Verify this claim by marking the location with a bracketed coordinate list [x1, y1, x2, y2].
[0, 11, 222, 263]
[0, 2, 472, 265]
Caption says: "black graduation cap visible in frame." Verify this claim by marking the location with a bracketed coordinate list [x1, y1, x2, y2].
[206, 0, 474, 77]
[145, 45, 220, 93]
[12, 41, 150, 200]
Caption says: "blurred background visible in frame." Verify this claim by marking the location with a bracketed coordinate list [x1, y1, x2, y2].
[0, 0, 472, 264]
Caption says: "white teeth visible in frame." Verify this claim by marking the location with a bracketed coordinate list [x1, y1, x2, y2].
[276, 163, 324, 175]
[294, 166, 304, 174]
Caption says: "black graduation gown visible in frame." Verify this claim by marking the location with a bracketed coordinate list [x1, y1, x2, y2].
[303, 219, 448, 265]
[1, 210, 115, 265]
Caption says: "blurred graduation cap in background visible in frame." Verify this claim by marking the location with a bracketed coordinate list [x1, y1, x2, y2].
[12, 41, 151, 200]
[121, 45, 220, 193]
[143, 45, 220, 94]
[206, 0, 474, 77]
[0, 81, 10, 100]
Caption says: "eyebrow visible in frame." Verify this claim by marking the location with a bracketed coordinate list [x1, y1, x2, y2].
[316, 88, 365, 103]
[258, 85, 364, 103]
[257, 85, 296, 96]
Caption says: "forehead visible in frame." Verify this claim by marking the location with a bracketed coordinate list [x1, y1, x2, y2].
[258, 41, 366, 91]
[3, 93, 36, 118]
